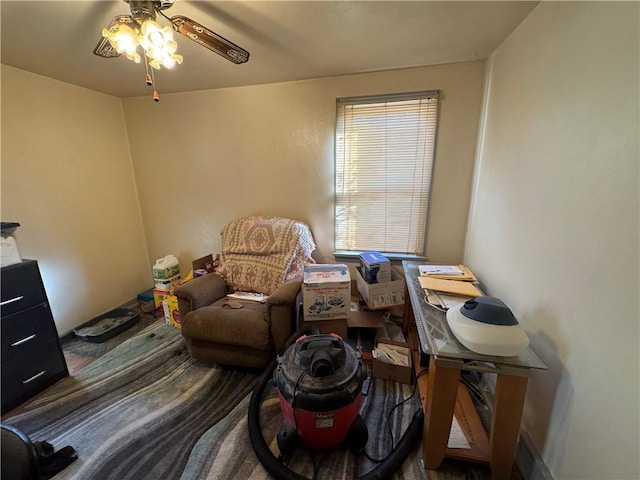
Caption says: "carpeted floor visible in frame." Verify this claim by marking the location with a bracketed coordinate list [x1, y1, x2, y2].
[3, 316, 493, 480]
[60, 310, 160, 374]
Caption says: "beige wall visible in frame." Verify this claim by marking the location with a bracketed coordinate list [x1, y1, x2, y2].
[122, 62, 485, 272]
[1, 61, 484, 334]
[1, 65, 151, 335]
[466, 2, 639, 479]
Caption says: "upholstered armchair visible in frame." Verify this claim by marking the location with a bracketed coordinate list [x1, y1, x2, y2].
[174, 216, 315, 368]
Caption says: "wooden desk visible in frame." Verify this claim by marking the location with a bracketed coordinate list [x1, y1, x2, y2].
[401, 261, 546, 480]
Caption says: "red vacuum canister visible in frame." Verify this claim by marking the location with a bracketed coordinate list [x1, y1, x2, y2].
[274, 333, 367, 451]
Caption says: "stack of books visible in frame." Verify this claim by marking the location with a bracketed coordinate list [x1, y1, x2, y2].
[417, 264, 483, 310]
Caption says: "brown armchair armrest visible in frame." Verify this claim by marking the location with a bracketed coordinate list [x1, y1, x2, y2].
[267, 280, 302, 306]
[174, 273, 228, 317]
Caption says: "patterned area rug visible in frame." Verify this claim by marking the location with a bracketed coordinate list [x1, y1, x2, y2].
[3, 321, 491, 480]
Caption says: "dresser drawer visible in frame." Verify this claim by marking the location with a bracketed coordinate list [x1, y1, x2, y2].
[1, 261, 47, 316]
[1, 338, 68, 413]
[1, 304, 59, 362]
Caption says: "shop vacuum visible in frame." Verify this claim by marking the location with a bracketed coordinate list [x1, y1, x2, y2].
[274, 333, 368, 456]
[248, 326, 424, 480]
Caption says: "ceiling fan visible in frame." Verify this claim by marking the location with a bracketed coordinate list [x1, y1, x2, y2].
[93, 0, 249, 101]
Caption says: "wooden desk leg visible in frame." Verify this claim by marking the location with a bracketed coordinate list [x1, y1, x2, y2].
[423, 360, 460, 469]
[489, 373, 529, 480]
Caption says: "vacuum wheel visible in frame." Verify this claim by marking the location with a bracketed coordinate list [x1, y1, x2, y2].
[347, 414, 368, 452]
[276, 422, 299, 462]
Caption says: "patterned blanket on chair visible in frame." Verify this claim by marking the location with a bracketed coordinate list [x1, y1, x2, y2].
[217, 216, 316, 295]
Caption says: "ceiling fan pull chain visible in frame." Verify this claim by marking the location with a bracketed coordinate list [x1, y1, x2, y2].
[144, 54, 153, 86]
[141, 54, 159, 102]
[151, 69, 160, 102]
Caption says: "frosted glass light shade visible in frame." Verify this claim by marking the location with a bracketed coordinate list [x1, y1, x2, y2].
[139, 20, 183, 69]
[102, 24, 141, 63]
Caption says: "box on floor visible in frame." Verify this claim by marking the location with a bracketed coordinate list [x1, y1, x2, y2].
[372, 339, 412, 384]
[302, 318, 348, 338]
[302, 264, 351, 320]
[163, 296, 181, 329]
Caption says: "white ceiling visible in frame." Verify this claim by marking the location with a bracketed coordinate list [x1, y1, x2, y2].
[0, 1, 538, 99]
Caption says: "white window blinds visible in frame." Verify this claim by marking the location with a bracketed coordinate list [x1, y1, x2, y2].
[335, 91, 440, 255]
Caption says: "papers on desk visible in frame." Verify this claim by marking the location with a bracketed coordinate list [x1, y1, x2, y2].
[420, 265, 463, 276]
[419, 264, 477, 282]
[426, 291, 471, 310]
[419, 264, 482, 310]
[419, 276, 483, 298]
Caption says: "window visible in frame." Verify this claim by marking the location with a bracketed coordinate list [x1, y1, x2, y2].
[334, 90, 440, 257]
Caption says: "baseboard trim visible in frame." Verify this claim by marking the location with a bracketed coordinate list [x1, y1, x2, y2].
[515, 430, 555, 480]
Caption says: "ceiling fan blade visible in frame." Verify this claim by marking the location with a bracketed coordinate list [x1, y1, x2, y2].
[170, 15, 249, 64]
[93, 15, 137, 58]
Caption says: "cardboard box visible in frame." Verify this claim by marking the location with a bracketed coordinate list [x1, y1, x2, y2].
[359, 251, 391, 284]
[192, 253, 219, 273]
[153, 269, 195, 308]
[162, 296, 181, 329]
[303, 318, 348, 338]
[347, 308, 386, 329]
[355, 267, 405, 309]
[372, 339, 412, 384]
[303, 264, 351, 320]
[153, 288, 172, 308]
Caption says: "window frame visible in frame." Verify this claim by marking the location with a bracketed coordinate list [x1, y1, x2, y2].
[333, 90, 440, 261]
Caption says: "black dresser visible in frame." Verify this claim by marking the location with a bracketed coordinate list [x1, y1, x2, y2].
[1, 260, 68, 414]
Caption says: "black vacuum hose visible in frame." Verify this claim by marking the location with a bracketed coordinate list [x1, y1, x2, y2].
[248, 326, 424, 480]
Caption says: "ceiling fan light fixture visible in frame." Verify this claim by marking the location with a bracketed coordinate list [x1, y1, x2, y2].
[139, 20, 183, 69]
[102, 23, 141, 63]
[94, 0, 249, 101]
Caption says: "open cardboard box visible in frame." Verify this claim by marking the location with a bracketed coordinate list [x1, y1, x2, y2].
[355, 266, 405, 309]
[372, 339, 412, 384]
